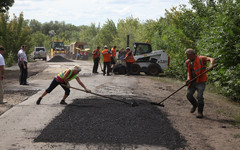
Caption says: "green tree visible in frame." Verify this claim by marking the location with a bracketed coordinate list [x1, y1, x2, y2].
[0, 0, 14, 13]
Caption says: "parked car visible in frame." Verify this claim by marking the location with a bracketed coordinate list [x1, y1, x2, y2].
[33, 47, 47, 60]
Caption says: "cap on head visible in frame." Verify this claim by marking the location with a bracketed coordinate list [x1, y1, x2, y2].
[104, 45, 108, 48]
[73, 65, 81, 71]
[126, 47, 130, 50]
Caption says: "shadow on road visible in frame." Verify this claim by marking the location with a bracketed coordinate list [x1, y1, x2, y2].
[34, 96, 186, 149]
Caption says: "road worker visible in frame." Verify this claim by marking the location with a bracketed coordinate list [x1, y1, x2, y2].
[185, 48, 214, 118]
[111, 46, 117, 69]
[92, 46, 101, 73]
[102, 45, 111, 76]
[124, 47, 135, 75]
[36, 65, 91, 105]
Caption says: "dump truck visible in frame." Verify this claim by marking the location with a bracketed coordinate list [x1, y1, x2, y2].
[70, 42, 89, 60]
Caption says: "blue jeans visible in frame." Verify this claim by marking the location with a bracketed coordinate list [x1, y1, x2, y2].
[186, 82, 206, 106]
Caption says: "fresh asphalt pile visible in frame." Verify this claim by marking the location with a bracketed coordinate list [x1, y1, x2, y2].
[48, 55, 73, 62]
[35, 96, 186, 149]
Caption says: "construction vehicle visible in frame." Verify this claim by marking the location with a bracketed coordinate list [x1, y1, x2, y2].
[70, 42, 89, 60]
[50, 40, 66, 58]
[113, 42, 170, 76]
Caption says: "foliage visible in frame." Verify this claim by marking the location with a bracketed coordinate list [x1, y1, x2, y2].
[0, 12, 32, 65]
[0, 0, 239, 100]
[0, 0, 14, 13]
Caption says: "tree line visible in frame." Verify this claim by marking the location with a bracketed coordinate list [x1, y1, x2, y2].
[0, 0, 239, 100]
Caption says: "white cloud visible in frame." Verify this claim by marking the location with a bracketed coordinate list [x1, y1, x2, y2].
[9, 0, 191, 26]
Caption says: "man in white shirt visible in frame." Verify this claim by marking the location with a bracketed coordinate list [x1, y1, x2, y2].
[17, 45, 28, 85]
[0, 46, 7, 104]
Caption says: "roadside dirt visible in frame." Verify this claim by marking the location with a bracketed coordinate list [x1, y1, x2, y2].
[1, 60, 240, 150]
[0, 61, 47, 115]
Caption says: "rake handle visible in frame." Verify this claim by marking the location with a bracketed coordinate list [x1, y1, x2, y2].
[157, 63, 218, 105]
[63, 85, 130, 105]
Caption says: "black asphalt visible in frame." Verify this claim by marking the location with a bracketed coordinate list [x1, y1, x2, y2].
[34, 96, 186, 149]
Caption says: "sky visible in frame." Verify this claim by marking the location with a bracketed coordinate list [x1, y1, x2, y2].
[9, 0, 191, 26]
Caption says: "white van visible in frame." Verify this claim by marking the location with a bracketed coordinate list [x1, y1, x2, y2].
[33, 47, 47, 61]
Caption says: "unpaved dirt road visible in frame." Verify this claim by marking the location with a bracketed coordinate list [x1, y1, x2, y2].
[0, 59, 240, 150]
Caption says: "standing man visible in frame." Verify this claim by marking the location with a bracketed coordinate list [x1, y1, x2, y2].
[185, 48, 214, 118]
[0, 46, 7, 104]
[102, 45, 111, 76]
[92, 46, 101, 74]
[111, 46, 117, 69]
[124, 47, 135, 75]
[18, 45, 28, 85]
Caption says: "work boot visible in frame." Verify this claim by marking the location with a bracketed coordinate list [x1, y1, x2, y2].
[60, 100, 67, 105]
[196, 103, 204, 119]
[197, 112, 203, 118]
[36, 97, 42, 105]
[190, 105, 197, 113]
[188, 98, 198, 113]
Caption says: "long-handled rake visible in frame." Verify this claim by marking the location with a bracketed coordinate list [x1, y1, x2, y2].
[65, 85, 138, 107]
[151, 64, 218, 107]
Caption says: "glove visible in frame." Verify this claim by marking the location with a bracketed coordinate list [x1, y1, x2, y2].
[85, 88, 91, 93]
[208, 64, 214, 70]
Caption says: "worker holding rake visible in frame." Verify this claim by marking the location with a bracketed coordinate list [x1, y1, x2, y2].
[36, 65, 91, 105]
[185, 48, 214, 118]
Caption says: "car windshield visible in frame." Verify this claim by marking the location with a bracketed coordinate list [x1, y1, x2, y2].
[36, 48, 45, 51]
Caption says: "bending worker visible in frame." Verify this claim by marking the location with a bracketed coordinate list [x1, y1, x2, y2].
[36, 65, 91, 105]
[185, 48, 214, 118]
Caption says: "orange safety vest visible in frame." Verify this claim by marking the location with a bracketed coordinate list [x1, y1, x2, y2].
[125, 51, 135, 63]
[111, 48, 116, 57]
[92, 49, 100, 60]
[102, 49, 111, 62]
[185, 56, 207, 84]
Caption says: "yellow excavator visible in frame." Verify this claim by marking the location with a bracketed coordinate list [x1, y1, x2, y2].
[50, 40, 66, 58]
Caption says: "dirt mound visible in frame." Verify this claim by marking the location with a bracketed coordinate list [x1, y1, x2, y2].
[48, 55, 73, 62]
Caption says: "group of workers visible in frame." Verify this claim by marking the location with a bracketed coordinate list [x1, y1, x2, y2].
[0, 44, 215, 119]
[92, 45, 135, 76]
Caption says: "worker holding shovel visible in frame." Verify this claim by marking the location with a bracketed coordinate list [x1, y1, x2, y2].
[185, 48, 215, 118]
[36, 65, 91, 105]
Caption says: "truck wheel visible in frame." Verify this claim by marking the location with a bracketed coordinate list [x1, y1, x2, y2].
[147, 63, 160, 76]
[131, 63, 141, 75]
[113, 64, 126, 75]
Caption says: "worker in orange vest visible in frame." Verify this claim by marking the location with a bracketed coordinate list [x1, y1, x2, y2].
[185, 48, 214, 118]
[102, 45, 111, 76]
[124, 47, 135, 75]
[92, 46, 101, 73]
[111, 46, 117, 69]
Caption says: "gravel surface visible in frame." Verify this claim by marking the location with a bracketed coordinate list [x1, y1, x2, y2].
[35, 96, 186, 149]
[48, 55, 73, 62]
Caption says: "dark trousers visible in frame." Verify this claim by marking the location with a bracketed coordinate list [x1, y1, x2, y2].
[187, 82, 206, 113]
[103, 62, 111, 75]
[92, 57, 99, 73]
[126, 62, 132, 75]
[46, 78, 70, 95]
[18, 61, 28, 85]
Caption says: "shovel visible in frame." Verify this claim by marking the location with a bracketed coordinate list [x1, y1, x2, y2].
[151, 64, 218, 107]
[99, 60, 104, 73]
